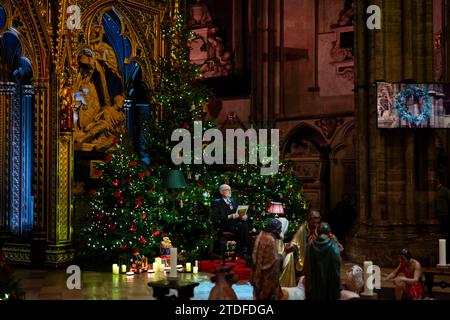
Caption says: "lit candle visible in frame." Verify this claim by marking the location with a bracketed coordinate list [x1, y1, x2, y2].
[193, 266, 198, 274]
[169, 248, 178, 278]
[439, 239, 447, 266]
[155, 257, 162, 265]
[112, 264, 119, 275]
[126, 271, 134, 276]
[153, 262, 157, 271]
[186, 262, 192, 273]
[195, 260, 199, 268]
[121, 265, 127, 273]
[363, 261, 373, 295]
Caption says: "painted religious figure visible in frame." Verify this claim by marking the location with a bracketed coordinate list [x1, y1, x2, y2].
[73, 21, 125, 151]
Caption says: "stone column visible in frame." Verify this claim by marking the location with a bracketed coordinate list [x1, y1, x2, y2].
[347, 0, 441, 266]
[0, 82, 16, 245]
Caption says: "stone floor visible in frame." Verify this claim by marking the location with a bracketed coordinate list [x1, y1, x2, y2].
[11, 262, 450, 300]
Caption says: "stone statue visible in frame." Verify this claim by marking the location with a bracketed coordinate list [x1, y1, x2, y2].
[189, 0, 212, 27]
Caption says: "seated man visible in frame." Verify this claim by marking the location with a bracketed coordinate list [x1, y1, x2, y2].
[383, 248, 425, 300]
[212, 184, 251, 260]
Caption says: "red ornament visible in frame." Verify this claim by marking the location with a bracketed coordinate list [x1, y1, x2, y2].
[96, 213, 105, 220]
[113, 136, 120, 144]
[133, 248, 140, 255]
[114, 190, 122, 198]
[145, 171, 151, 177]
[152, 230, 161, 236]
[94, 168, 103, 177]
[139, 236, 147, 244]
[135, 199, 142, 208]
[130, 225, 137, 232]
[105, 155, 113, 162]
[112, 180, 119, 187]
[138, 172, 145, 180]
[129, 160, 137, 166]
[120, 243, 128, 250]
[89, 188, 97, 196]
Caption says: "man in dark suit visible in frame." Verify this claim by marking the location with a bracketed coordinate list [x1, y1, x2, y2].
[212, 184, 251, 260]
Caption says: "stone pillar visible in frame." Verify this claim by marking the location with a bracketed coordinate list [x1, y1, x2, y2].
[347, 0, 442, 267]
[0, 82, 15, 245]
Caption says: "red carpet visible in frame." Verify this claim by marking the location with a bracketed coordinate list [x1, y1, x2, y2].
[199, 258, 253, 281]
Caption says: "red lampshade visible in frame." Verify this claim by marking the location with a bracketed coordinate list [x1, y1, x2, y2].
[268, 202, 284, 216]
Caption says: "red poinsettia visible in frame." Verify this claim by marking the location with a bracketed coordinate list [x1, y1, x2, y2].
[145, 171, 151, 177]
[152, 230, 160, 236]
[89, 188, 97, 196]
[129, 160, 137, 166]
[139, 236, 147, 244]
[105, 155, 113, 162]
[112, 180, 119, 187]
[96, 213, 104, 220]
[120, 243, 128, 250]
[137, 172, 145, 180]
[113, 190, 121, 198]
[141, 214, 147, 220]
[94, 168, 103, 177]
[113, 136, 120, 144]
[130, 225, 137, 232]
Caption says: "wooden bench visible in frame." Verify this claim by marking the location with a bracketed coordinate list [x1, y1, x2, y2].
[422, 267, 450, 298]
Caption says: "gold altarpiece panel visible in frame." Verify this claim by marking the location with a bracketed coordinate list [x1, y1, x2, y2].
[1, 0, 174, 266]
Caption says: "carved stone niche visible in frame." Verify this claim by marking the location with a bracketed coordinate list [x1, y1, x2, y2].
[330, 26, 354, 82]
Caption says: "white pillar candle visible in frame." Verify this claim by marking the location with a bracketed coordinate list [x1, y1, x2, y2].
[112, 264, 119, 275]
[155, 257, 162, 265]
[153, 262, 157, 271]
[195, 260, 199, 268]
[121, 265, 127, 273]
[169, 248, 178, 278]
[439, 239, 447, 266]
[193, 266, 198, 274]
[186, 262, 192, 273]
[363, 261, 373, 295]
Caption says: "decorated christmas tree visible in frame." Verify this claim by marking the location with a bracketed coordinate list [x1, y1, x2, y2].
[80, 135, 171, 264]
[0, 252, 23, 300]
[143, 10, 308, 260]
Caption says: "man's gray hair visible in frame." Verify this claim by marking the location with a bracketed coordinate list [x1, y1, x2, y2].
[219, 184, 231, 191]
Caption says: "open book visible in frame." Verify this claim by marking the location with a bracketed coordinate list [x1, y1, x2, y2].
[236, 205, 249, 218]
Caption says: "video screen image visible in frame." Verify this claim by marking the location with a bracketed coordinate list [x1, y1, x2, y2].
[377, 82, 450, 129]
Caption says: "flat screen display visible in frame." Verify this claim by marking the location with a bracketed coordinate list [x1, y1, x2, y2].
[377, 82, 450, 128]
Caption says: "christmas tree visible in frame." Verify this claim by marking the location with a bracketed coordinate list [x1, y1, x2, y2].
[143, 9, 308, 260]
[0, 252, 23, 300]
[80, 135, 171, 264]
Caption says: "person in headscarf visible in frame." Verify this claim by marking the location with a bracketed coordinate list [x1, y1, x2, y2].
[383, 248, 425, 300]
[251, 219, 283, 300]
[305, 222, 342, 300]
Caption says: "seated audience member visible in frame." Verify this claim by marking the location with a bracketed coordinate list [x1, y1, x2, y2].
[212, 184, 251, 260]
[383, 248, 425, 300]
[251, 219, 284, 300]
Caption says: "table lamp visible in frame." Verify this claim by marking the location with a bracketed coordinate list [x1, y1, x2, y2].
[163, 169, 186, 235]
[268, 202, 284, 217]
